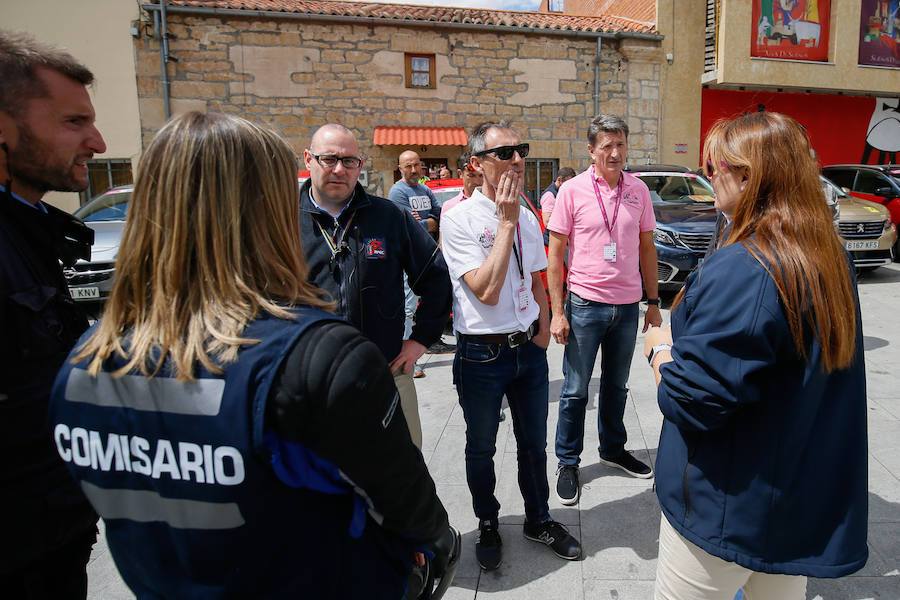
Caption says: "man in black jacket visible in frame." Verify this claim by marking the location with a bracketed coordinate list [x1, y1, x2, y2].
[300, 124, 452, 449]
[0, 31, 105, 597]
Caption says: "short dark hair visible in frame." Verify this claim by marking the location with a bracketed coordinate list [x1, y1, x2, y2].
[587, 114, 629, 146]
[557, 167, 576, 180]
[0, 30, 94, 117]
[468, 121, 517, 156]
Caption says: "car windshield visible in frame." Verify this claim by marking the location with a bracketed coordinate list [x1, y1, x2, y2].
[432, 188, 462, 205]
[820, 176, 849, 200]
[75, 190, 131, 222]
[636, 174, 715, 204]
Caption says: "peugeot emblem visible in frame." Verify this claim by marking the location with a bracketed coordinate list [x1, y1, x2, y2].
[856, 223, 865, 233]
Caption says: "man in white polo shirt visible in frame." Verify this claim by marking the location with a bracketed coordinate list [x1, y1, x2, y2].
[441, 121, 582, 572]
[547, 114, 662, 507]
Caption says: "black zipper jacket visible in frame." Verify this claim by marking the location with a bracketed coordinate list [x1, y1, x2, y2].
[300, 181, 452, 361]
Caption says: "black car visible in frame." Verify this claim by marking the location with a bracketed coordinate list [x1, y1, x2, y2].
[627, 166, 718, 291]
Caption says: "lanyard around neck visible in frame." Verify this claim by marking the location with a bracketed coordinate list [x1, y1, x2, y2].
[315, 211, 356, 259]
[590, 167, 623, 235]
[510, 222, 524, 282]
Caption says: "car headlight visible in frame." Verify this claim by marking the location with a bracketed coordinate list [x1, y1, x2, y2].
[653, 228, 677, 246]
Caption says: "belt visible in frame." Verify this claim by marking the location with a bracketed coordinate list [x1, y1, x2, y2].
[459, 321, 538, 348]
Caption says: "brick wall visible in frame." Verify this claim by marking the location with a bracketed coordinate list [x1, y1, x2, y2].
[135, 15, 663, 195]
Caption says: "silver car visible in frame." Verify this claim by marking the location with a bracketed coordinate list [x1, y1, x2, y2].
[65, 185, 131, 304]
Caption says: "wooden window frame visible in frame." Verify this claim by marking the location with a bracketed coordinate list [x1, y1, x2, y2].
[405, 53, 436, 90]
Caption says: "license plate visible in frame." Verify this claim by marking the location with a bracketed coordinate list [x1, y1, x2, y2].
[845, 240, 879, 251]
[69, 286, 100, 300]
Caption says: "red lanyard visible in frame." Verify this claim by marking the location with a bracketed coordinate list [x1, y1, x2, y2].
[590, 166, 623, 235]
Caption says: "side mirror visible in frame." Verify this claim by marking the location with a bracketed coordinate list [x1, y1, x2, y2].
[841, 187, 851, 194]
[874, 186, 895, 198]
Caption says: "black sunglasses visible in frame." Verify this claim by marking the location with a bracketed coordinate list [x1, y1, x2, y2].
[473, 143, 530, 161]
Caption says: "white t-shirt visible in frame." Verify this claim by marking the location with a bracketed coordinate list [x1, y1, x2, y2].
[441, 189, 547, 335]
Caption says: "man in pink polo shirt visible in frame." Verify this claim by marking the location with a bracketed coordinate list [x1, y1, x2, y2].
[440, 157, 483, 219]
[538, 167, 576, 247]
[547, 114, 662, 506]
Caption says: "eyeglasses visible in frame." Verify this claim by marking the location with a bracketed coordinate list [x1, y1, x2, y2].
[473, 143, 530, 161]
[310, 153, 364, 170]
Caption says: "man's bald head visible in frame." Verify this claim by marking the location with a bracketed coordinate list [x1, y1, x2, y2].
[309, 123, 358, 154]
[398, 150, 423, 185]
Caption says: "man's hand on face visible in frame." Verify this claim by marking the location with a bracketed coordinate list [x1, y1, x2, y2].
[495, 170, 521, 227]
[388, 339, 428, 376]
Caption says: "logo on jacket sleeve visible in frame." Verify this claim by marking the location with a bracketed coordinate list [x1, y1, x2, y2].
[364, 237, 387, 259]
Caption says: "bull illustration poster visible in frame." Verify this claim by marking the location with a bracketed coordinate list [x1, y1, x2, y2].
[751, 0, 831, 61]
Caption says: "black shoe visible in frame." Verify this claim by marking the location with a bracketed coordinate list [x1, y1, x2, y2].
[599, 450, 654, 479]
[426, 339, 457, 354]
[555, 465, 579, 506]
[475, 519, 502, 571]
[523, 520, 582, 560]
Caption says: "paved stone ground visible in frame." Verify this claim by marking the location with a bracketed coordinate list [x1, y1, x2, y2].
[87, 264, 900, 599]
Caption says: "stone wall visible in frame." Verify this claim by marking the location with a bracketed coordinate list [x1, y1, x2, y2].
[134, 15, 663, 195]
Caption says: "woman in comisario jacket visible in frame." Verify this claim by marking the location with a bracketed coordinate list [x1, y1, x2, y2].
[645, 111, 868, 600]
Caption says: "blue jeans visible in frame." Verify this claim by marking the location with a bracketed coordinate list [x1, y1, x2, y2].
[555, 293, 638, 467]
[453, 337, 551, 524]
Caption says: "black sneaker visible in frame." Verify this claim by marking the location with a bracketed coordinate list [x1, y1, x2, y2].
[475, 519, 502, 571]
[426, 339, 457, 354]
[556, 465, 579, 506]
[523, 520, 582, 560]
[599, 450, 654, 479]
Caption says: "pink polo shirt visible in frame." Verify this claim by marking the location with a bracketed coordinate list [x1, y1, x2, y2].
[440, 191, 466, 218]
[547, 167, 655, 304]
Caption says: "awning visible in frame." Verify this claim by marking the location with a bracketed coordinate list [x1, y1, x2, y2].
[373, 126, 468, 147]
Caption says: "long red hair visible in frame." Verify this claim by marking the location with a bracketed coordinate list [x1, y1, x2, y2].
[699, 112, 857, 372]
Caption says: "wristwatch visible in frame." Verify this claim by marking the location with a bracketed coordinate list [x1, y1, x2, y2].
[646, 298, 660, 306]
[647, 343, 672, 366]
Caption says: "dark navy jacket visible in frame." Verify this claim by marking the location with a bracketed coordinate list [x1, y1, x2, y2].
[300, 181, 451, 362]
[50, 309, 420, 598]
[655, 242, 868, 578]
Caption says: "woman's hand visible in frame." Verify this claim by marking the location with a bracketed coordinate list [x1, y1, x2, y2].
[643, 326, 673, 360]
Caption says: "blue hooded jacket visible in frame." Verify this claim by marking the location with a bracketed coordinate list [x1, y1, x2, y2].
[655, 242, 868, 578]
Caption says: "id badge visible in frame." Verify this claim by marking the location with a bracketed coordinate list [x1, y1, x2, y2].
[603, 242, 617, 262]
[517, 285, 530, 312]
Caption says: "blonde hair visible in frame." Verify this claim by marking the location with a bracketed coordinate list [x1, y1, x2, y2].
[75, 112, 331, 380]
[702, 112, 856, 372]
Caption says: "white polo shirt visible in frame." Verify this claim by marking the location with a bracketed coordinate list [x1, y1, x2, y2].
[441, 189, 547, 335]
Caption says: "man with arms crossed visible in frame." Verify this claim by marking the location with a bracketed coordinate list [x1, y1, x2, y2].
[548, 114, 662, 506]
[441, 121, 582, 571]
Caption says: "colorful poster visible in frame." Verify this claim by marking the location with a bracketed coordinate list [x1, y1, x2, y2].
[859, 0, 900, 68]
[751, 0, 831, 61]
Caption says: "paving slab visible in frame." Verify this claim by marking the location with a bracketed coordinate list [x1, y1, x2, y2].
[85, 263, 900, 598]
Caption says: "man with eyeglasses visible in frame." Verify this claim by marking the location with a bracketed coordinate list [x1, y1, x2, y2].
[440, 121, 582, 571]
[547, 114, 661, 508]
[299, 124, 452, 449]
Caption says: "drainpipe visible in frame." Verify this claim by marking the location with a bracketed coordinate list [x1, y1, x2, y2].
[592, 37, 602, 118]
[159, 0, 172, 120]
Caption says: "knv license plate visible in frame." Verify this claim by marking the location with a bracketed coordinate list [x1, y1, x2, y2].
[69, 286, 100, 300]
[845, 240, 879, 251]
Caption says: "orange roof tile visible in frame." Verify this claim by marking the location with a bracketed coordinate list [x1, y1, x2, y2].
[539, 0, 655, 26]
[163, 0, 657, 35]
[373, 126, 467, 146]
